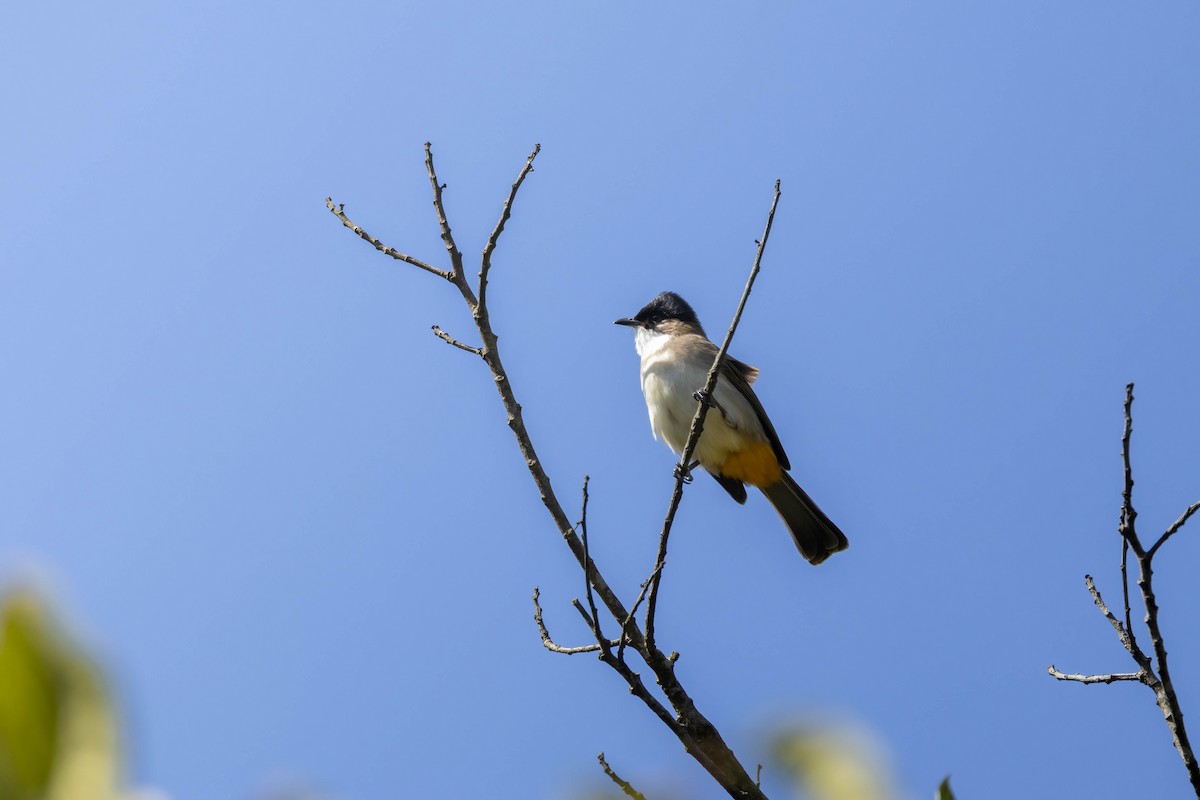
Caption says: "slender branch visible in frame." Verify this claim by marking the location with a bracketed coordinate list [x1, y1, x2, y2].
[531, 587, 613, 654]
[329, 145, 770, 800]
[423, 143, 468, 291]
[1050, 383, 1200, 795]
[1047, 666, 1145, 684]
[1139, 539, 1198, 790]
[571, 604, 729, 786]
[1085, 575, 1145, 664]
[431, 325, 482, 355]
[424, 150, 756, 791]
[1120, 385, 1197, 790]
[1149, 500, 1200, 559]
[571, 494, 729, 786]
[1121, 535, 1134, 656]
[571, 600, 695, 747]
[480, 144, 540, 314]
[598, 753, 647, 800]
[579, 476, 604, 649]
[1119, 383, 1143, 555]
[618, 576, 654, 665]
[324, 197, 450, 280]
[1119, 383, 1141, 654]
[644, 180, 782, 652]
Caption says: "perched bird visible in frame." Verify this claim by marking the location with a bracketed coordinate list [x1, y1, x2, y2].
[615, 291, 848, 564]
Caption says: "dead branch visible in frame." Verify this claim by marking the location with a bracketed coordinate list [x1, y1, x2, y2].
[1049, 383, 1200, 795]
[430, 325, 482, 355]
[327, 144, 770, 799]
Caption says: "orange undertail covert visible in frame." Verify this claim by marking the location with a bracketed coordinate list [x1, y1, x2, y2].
[718, 440, 783, 488]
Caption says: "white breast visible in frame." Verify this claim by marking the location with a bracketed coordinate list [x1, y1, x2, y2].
[635, 330, 767, 468]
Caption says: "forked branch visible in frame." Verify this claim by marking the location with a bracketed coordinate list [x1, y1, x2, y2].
[327, 144, 771, 799]
[1049, 384, 1200, 795]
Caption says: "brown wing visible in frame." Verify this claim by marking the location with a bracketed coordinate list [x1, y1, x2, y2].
[727, 356, 759, 384]
[719, 357, 791, 471]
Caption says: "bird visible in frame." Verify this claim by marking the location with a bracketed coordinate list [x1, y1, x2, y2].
[615, 291, 848, 564]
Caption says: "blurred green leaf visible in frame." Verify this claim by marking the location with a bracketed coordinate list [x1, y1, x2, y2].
[935, 775, 955, 800]
[0, 590, 120, 800]
[0, 593, 61, 799]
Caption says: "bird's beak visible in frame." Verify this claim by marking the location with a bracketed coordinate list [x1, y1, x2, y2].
[613, 317, 639, 327]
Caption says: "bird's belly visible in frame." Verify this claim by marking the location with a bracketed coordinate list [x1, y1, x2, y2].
[641, 365, 772, 480]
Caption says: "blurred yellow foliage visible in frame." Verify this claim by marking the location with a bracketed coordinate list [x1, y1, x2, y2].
[773, 722, 897, 800]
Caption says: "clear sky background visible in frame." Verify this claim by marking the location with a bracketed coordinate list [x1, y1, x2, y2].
[3, 3, 1199, 799]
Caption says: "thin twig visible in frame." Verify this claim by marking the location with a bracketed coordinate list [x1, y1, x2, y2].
[1047, 665, 1144, 684]
[1119, 384, 1143, 555]
[1085, 575, 1141, 659]
[329, 145, 770, 800]
[424, 143, 467, 287]
[568, 600, 718, 777]
[480, 145, 540, 314]
[598, 753, 647, 800]
[618, 577, 654, 665]
[644, 180, 783, 652]
[431, 325, 482, 355]
[1050, 383, 1200, 794]
[531, 588, 610, 654]
[1119, 384, 1141, 654]
[1121, 535, 1134, 656]
[1149, 500, 1200, 558]
[579, 476, 605, 649]
[324, 197, 450, 280]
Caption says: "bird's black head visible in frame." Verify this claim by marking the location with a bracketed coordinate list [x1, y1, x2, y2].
[614, 291, 702, 330]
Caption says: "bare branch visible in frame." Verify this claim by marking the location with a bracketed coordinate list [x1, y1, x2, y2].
[531, 587, 611, 655]
[431, 325, 482, 355]
[618, 574, 656, 665]
[329, 145, 771, 800]
[1047, 665, 1145, 684]
[1085, 575, 1145, 663]
[1121, 535, 1135, 658]
[1139, 540, 1198, 789]
[1149, 500, 1200, 559]
[579, 476, 605, 649]
[1051, 384, 1200, 793]
[644, 180, 783, 651]
[324, 197, 450, 279]
[423, 143, 467, 287]
[598, 752, 647, 800]
[1119, 383, 1142, 654]
[1119, 383, 1143, 555]
[480, 144, 540, 312]
[568, 600, 727, 781]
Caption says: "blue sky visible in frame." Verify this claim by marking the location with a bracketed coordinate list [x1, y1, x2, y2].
[3, 2, 1199, 798]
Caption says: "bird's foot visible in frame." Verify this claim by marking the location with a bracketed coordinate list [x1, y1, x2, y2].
[673, 459, 701, 483]
[693, 389, 731, 423]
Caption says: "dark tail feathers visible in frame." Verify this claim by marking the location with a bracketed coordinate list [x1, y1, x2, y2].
[760, 473, 848, 565]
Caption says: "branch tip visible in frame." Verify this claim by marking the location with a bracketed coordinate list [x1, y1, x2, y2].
[598, 752, 647, 800]
[431, 325, 482, 355]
